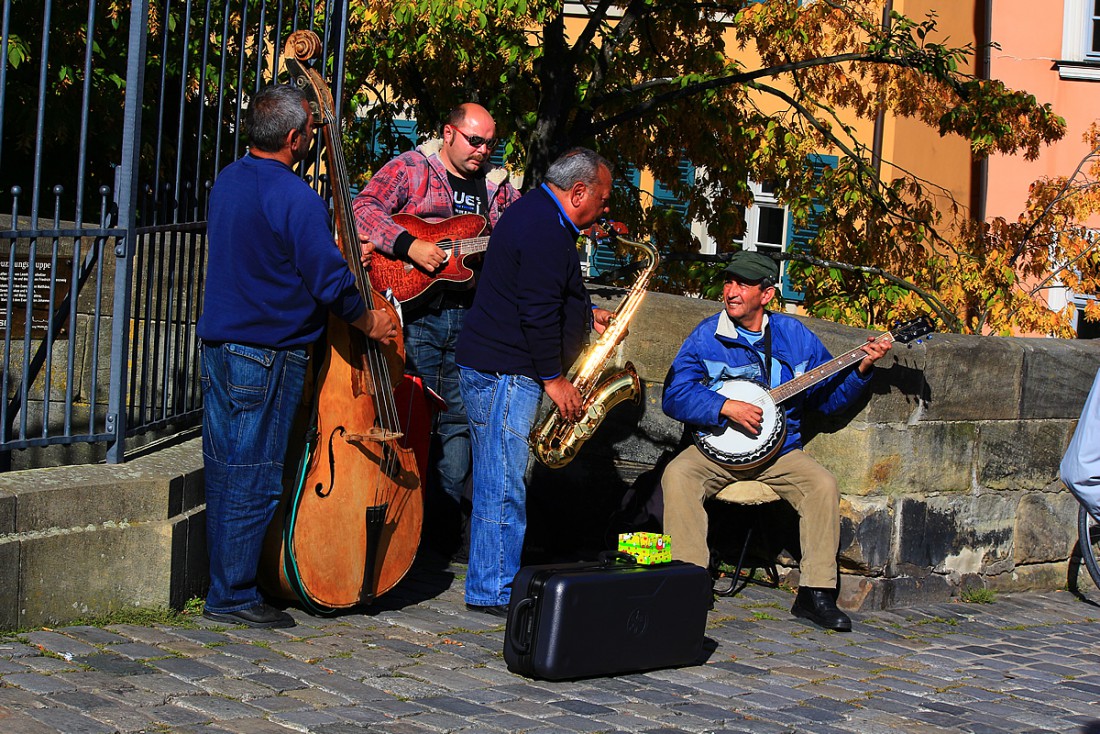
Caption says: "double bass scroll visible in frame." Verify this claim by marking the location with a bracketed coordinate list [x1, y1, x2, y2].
[260, 30, 423, 613]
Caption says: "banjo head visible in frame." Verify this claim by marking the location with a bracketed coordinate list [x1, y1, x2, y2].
[693, 378, 787, 469]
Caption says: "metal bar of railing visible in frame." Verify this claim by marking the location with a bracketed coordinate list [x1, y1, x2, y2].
[106, 0, 151, 464]
[0, 0, 13, 174]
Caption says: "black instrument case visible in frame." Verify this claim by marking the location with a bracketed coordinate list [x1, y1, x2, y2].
[503, 552, 712, 680]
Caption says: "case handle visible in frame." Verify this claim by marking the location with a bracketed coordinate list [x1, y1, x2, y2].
[597, 550, 639, 567]
[507, 597, 535, 654]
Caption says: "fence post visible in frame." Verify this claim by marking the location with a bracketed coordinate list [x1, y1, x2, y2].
[105, 0, 150, 464]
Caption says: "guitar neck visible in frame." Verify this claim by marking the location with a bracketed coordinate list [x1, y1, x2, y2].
[438, 237, 490, 255]
[769, 332, 894, 404]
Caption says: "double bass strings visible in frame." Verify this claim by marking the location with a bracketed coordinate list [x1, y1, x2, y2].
[322, 107, 404, 505]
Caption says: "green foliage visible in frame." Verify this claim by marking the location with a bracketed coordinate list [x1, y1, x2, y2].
[959, 586, 996, 604]
[343, 0, 1065, 331]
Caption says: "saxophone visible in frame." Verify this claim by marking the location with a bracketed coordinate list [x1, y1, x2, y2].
[530, 234, 660, 468]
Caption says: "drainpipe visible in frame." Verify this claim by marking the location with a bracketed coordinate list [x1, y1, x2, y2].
[871, 0, 893, 177]
[971, 0, 992, 225]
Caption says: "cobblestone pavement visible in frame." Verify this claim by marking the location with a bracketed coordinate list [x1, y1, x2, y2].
[2, 557, 1099, 734]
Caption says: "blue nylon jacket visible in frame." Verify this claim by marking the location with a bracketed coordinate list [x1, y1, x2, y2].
[662, 310, 872, 457]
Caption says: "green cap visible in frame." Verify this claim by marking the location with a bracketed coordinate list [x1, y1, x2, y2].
[723, 250, 779, 283]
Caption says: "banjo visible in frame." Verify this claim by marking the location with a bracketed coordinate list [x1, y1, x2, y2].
[693, 317, 932, 469]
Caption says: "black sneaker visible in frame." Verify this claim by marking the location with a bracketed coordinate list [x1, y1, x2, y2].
[465, 603, 509, 618]
[202, 603, 296, 629]
[790, 588, 852, 631]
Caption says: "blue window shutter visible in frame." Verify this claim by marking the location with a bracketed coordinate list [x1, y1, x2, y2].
[590, 167, 642, 277]
[652, 159, 696, 220]
[782, 153, 837, 302]
[372, 118, 418, 159]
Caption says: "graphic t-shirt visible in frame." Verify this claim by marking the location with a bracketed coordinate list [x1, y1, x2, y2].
[447, 172, 489, 216]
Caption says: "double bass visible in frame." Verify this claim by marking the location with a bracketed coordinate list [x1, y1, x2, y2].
[261, 31, 422, 613]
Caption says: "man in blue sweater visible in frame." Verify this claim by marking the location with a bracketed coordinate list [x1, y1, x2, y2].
[661, 250, 890, 631]
[455, 148, 613, 616]
[197, 84, 396, 628]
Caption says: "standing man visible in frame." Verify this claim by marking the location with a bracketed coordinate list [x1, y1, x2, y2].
[455, 148, 614, 616]
[353, 104, 520, 559]
[660, 250, 890, 631]
[198, 84, 397, 628]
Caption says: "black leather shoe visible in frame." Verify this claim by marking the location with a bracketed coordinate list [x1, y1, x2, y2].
[465, 603, 510, 618]
[203, 603, 296, 629]
[791, 588, 852, 631]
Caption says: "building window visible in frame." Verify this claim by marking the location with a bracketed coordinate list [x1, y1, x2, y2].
[1091, 0, 1100, 57]
[733, 181, 787, 259]
[1059, 0, 1100, 79]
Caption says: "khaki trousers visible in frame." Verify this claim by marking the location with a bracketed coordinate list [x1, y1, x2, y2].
[661, 445, 840, 588]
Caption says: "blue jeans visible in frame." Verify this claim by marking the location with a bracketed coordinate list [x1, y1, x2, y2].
[405, 307, 469, 506]
[459, 367, 542, 606]
[200, 342, 308, 613]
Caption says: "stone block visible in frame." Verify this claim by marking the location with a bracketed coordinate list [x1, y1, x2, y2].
[987, 561, 1072, 593]
[607, 290, 716, 384]
[847, 572, 955, 611]
[807, 421, 976, 495]
[915, 334, 1024, 421]
[1018, 338, 1100, 419]
[978, 420, 1076, 490]
[1013, 489, 1078, 565]
[838, 496, 892, 574]
[14, 477, 171, 531]
[169, 507, 208, 610]
[895, 494, 1017, 578]
[0, 539, 18, 630]
[0, 488, 16, 629]
[20, 522, 174, 627]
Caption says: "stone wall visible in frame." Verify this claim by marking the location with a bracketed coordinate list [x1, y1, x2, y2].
[3, 289, 1100, 627]
[527, 289, 1100, 611]
[0, 439, 206, 629]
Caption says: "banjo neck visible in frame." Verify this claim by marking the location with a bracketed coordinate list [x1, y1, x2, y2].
[768, 331, 896, 405]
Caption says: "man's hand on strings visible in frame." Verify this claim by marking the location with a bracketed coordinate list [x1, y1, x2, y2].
[720, 398, 764, 436]
[408, 239, 448, 272]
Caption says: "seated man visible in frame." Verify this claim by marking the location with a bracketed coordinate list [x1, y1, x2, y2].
[660, 250, 890, 631]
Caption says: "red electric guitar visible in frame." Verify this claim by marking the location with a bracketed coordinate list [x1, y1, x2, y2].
[367, 213, 489, 310]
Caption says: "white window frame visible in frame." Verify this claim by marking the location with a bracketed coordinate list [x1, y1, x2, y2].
[735, 181, 789, 258]
[1059, 0, 1100, 80]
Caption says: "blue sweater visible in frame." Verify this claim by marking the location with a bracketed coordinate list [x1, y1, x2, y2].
[197, 155, 365, 349]
[456, 185, 592, 380]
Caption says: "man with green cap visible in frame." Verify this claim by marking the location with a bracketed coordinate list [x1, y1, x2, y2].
[660, 249, 891, 631]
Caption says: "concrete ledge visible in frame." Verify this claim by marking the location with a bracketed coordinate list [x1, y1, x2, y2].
[0, 438, 206, 629]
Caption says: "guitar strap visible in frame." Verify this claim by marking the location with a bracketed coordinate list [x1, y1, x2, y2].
[762, 322, 774, 389]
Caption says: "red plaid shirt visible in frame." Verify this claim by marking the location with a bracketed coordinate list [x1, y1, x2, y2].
[352, 147, 519, 256]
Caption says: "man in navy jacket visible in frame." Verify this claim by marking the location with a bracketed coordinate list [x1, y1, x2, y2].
[197, 84, 396, 628]
[661, 250, 890, 630]
[455, 148, 612, 616]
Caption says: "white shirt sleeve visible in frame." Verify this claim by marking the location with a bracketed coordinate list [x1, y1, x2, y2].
[1061, 368, 1100, 516]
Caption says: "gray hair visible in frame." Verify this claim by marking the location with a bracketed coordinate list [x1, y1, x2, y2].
[543, 147, 611, 190]
[246, 84, 309, 153]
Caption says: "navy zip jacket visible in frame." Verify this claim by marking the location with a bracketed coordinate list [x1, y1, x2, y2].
[197, 154, 365, 349]
[456, 185, 592, 380]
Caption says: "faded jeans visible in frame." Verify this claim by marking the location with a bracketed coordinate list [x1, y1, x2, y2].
[458, 367, 541, 606]
[200, 342, 307, 613]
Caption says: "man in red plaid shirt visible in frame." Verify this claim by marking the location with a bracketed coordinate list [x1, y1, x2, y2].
[353, 104, 520, 560]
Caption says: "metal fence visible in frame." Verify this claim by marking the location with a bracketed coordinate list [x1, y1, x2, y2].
[1, 0, 350, 467]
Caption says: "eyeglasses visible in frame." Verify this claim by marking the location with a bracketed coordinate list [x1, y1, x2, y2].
[451, 127, 498, 151]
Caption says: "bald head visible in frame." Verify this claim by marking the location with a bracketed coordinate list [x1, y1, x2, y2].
[441, 103, 498, 178]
